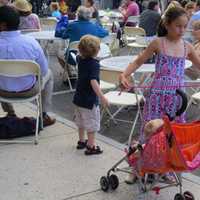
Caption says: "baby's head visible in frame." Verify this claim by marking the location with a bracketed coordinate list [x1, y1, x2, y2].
[78, 34, 100, 59]
[144, 119, 164, 137]
[192, 20, 200, 41]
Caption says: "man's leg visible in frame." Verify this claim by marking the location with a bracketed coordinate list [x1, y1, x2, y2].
[41, 69, 56, 126]
[1, 102, 16, 116]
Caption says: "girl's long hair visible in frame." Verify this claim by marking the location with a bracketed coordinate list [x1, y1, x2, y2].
[157, 6, 187, 37]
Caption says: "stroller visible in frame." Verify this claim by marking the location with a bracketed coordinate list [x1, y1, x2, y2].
[100, 89, 200, 200]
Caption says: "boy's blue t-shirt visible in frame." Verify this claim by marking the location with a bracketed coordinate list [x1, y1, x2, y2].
[73, 56, 100, 109]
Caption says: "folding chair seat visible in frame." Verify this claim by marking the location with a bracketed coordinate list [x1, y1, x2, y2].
[0, 59, 43, 144]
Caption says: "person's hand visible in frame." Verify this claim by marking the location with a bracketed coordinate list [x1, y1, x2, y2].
[119, 73, 132, 91]
[100, 95, 109, 108]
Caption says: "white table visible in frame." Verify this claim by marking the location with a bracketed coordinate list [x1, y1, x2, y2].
[100, 55, 192, 72]
[27, 30, 61, 41]
[27, 30, 63, 61]
[98, 43, 111, 59]
[99, 10, 123, 19]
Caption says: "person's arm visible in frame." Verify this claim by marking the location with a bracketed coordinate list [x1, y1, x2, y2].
[95, 24, 109, 38]
[187, 42, 200, 70]
[89, 62, 109, 107]
[119, 39, 158, 89]
[90, 80, 109, 107]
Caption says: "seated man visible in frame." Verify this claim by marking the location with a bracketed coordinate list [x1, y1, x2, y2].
[0, 5, 56, 126]
[58, 5, 109, 83]
[62, 5, 109, 42]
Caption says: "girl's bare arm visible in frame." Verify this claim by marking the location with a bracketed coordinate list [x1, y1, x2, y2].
[119, 39, 159, 88]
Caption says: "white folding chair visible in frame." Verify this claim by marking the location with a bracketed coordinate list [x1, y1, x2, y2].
[63, 41, 79, 92]
[123, 27, 146, 54]
[0, 60, 43, 144]
[100, 69, 144, 143]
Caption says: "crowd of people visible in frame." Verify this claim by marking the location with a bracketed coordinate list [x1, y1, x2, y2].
[1, 0, 200, 158]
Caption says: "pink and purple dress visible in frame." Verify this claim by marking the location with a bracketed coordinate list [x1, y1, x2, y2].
[140, 39, 187, 142]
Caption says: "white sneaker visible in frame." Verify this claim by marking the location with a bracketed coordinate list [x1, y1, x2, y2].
[125, 173, 137, 184]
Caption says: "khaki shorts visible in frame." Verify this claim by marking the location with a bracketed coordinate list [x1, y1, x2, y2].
[74, 105, 100, 132]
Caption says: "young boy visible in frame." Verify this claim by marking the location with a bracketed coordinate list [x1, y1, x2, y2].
[73, 35, 109, 155]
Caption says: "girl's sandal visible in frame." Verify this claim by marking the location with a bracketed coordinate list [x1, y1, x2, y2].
[84, 145, 103, 155]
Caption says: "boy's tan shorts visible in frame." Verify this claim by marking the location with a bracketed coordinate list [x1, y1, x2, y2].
[74, 105, 100, 132]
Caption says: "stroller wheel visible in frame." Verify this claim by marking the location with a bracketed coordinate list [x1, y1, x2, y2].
[100, 176, 109, 192]
[183, 191, 195, 200]
[109, 174, 119, 190]
[174, 193, 186, 200]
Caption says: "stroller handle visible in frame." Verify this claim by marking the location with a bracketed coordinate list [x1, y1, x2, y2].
[167, 89, 188, 121]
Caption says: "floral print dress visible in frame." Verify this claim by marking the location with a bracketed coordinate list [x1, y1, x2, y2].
[140, 38, 187, 142]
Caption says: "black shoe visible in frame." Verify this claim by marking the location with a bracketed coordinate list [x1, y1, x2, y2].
[76, 140, 87, 149]
[84, 145, 103, 155]
[43, 114, 56, 127]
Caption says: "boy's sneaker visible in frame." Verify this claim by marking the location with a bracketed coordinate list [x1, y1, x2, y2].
[84, 145, 103, 155]
[76, 140, 87, 149]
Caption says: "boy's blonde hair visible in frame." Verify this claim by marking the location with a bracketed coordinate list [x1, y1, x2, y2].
[78, 35, 100, 58]
[193, 20, 200, 30]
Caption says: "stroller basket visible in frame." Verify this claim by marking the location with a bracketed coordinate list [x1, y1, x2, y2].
[140, 117, 200, 175]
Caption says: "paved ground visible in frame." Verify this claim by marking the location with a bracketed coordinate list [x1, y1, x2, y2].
[1, 104, 200, 200]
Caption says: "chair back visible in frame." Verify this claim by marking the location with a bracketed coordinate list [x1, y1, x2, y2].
[0, 59, 40, 77]
[124, 26, 146, 37]
[40, 18, 57, 30]
[0, 59, 41, 92]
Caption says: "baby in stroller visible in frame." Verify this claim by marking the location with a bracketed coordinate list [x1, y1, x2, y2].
[125, 118, 164, 184]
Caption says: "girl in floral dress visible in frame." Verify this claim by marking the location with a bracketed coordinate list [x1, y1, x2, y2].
[120, 6, 200, 143]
